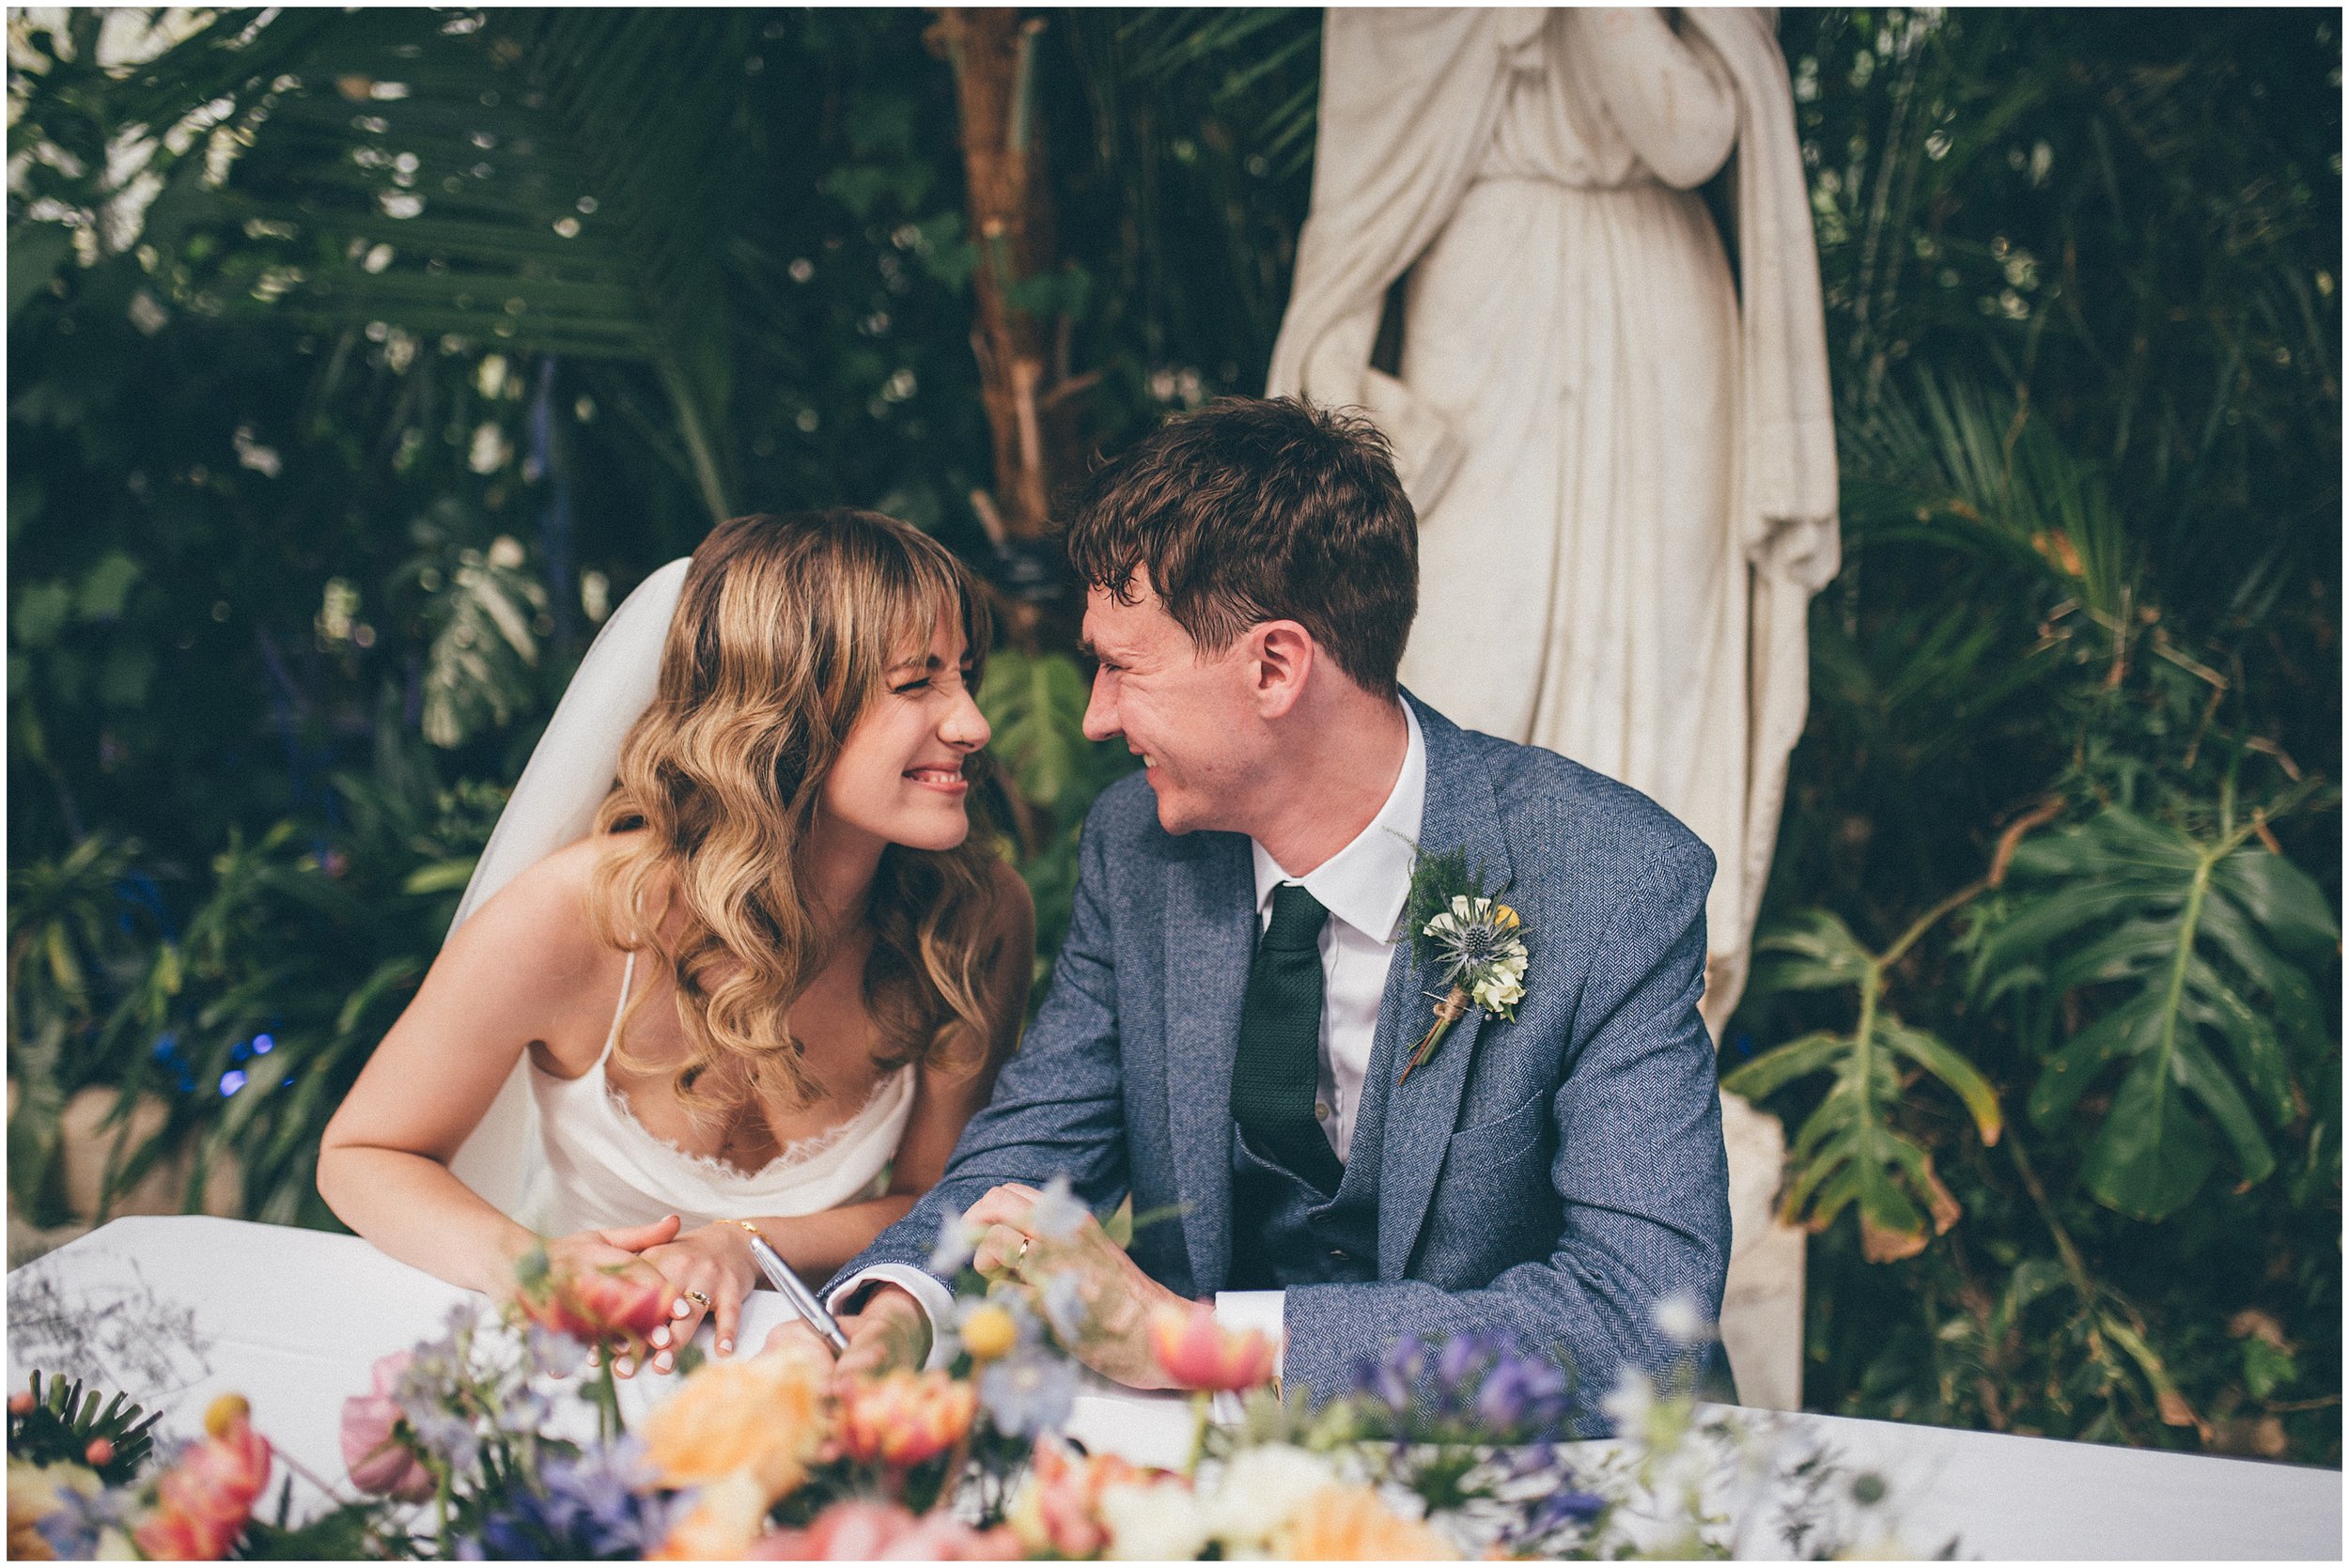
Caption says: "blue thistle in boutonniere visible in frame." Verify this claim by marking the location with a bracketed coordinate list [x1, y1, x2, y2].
[1397, 846, 1532, 1084]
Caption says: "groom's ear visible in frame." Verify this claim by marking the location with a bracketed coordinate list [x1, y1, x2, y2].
[1247, 621, 1316, 719]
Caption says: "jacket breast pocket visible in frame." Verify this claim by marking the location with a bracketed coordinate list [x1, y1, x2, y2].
[1418, 1090, 1560, 1282]
[1447, 1087, 1554, 1165]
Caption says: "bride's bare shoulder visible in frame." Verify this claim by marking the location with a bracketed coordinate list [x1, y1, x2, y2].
[443, 833, 654, 972]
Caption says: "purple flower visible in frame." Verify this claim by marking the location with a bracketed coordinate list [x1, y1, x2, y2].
[458, 1438, 676, 1560]
[34, 1481, 133, 1559]
[526, 1324, 586, 1380]
[1530, 1484, 1607, 1533]
[1478, 1350, 1571, 1441]
[1356, 1335, 1425, 1415]
[1434, 1330, 1500, 1393]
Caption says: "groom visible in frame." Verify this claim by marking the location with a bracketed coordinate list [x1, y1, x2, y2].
[814, 396, 1730, 1415]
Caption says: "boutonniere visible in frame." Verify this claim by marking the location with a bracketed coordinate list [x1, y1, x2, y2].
[1397, 845, 1532, 1085]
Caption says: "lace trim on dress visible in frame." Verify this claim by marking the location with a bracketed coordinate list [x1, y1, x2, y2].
[598, 1067, 906, 1187]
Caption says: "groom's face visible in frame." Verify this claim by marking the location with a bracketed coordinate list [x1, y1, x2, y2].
[1080, 581, 1261, 837]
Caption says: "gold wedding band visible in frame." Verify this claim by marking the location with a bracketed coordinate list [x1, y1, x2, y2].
[1016, 1236, 1031, 1264]
[683, 1288, 713, 1309]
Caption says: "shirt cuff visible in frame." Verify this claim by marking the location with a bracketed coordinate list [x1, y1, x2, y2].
[827, 1265, 958, 1373]
[1213, 1288, 1287, 1384]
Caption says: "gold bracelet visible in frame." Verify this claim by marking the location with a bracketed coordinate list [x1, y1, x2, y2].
[730, 1219, 762, 1242]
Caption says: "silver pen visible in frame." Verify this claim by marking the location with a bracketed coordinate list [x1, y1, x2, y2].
[742, 1229, 850, 1356]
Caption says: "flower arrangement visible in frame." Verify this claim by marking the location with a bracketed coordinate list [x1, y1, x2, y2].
[7, 1199, 1900, 1560]
[1398, 844, 1534, 1082]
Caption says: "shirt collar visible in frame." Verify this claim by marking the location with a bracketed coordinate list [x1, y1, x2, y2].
[1251, 700, 1426, 944]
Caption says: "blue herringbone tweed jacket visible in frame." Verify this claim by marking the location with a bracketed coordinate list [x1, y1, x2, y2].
[833, 693, 1730, 1418]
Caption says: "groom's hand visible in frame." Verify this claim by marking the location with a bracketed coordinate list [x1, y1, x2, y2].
[965, 1183, 1186, 1390]
[763, 1283, 931, 1393]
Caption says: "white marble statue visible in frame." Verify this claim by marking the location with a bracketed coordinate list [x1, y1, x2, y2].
[1267, 8, 1837, 1411]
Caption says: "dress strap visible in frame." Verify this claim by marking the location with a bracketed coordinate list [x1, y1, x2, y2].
[599, 950, 636, 1069]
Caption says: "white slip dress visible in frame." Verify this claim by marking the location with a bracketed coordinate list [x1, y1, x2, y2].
[516, 951, 916, 1236]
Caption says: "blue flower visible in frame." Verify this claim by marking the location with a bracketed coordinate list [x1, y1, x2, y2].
[977, 1348, 1076, 1438]
[458, 1438, 676, 1560]
[401, 1406, 481, 1473]
[1026, 1173, 1088, 1242]
[1037, 1270, 1086, 1343]
[929, 1210, 987, 1274]
[526, 1324, 586, 1380]
[34, 1481, 132, 1560]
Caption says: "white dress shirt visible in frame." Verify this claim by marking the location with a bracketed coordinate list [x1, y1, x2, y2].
[832, 703, 1425, 1376]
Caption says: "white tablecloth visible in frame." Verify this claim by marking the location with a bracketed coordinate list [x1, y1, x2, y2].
[8, 1218, 2339, 1560]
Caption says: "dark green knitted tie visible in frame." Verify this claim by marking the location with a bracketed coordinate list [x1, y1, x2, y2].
[1230, 881, 1344, 1193]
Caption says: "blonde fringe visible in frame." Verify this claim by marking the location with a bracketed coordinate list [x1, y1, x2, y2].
[583, 510, 1002, 1121]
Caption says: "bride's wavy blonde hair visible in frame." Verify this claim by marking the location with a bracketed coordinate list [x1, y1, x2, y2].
[585, 509, 1003, 1114]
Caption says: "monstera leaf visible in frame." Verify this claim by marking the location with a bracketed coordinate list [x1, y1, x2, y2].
[1971, 798, 2337, 1221]
[1726, 909, 2003, 1262]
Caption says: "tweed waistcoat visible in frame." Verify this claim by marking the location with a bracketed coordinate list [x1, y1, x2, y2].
[1226, 1124, 1379, 1291]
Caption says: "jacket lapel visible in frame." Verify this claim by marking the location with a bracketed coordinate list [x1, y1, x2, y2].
[1372, 697, 1515, 1280]
[1162, 831, 1256, 1296]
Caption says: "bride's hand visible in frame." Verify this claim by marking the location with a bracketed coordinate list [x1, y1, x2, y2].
[637, 1221, 759, 1373]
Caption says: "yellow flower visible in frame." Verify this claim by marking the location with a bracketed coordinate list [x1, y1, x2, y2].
[203, 1393, 252, 1438]
[1280, 1484, 1457, 1560]
[1494, 904, 1520, 930]
[959, 1303, 1019, 1362]
[641, 1343, 831, 1499]
[650, 1470, 770, 1560]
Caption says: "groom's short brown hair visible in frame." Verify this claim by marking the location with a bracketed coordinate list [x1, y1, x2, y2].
[1060, 396, 1419, 699]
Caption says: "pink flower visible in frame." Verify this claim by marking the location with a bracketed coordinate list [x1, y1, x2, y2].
[1007, 1440, 1159, 1559]
[339, 1351, 433, 1500]
[757, 1498, 1019, 1560]
[516, 1256, 671, 1347]
[1149, 1303, 1277, 1391]
[133, 1394, 272, 1560]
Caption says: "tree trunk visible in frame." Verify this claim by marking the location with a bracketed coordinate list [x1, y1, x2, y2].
[930, 8, 1088, 543]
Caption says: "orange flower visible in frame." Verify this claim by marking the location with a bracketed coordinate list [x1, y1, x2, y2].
[838, 1369, 976, 1469]
[650, 1472, 770, 1560]
[1007, 1438, 1159, 1559]
[516, 1255, 671, 1347]
[132, 1395, 272, 1560]
[1282, 1484, 1458, 1560]
[1148, 1303, 1277, 1391]
[640, 1343, 832, 1500]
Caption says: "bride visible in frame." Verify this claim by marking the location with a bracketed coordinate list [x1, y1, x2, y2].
[318, 509, 1033, 1374]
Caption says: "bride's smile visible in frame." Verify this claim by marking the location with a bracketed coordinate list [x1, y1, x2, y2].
[817, 614, 989, 857]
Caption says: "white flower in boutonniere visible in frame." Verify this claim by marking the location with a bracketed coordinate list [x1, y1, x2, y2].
[1397, 849, 1533, 1084]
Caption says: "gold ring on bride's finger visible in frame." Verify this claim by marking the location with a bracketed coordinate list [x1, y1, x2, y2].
[684, 1288, 713, 1309]
[1016, 1236, 1030, 1265]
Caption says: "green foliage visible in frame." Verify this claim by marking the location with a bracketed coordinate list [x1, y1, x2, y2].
[1974, 792, 2336, 1220]
[8, 1371, 163, 1484]
[1729, 7, 2340, 1466]
[4, 4, 2336, 1475]
[1725, 908, 2001, 1261]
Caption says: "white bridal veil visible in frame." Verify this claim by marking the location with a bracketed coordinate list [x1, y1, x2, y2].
[445, 557, 691, 1219]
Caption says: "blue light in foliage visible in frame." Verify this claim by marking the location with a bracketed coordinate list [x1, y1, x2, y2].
[218, 1069, 247, 1096]
[252, 1035, 274, 1055]
[231, 1041, 251, 1063]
